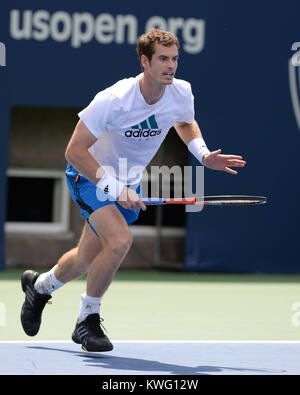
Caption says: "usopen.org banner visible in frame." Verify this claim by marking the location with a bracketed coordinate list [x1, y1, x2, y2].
[9, 9, 205, 54]
[2, 4, 206, 106]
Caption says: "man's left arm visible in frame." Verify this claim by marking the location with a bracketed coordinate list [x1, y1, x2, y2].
[174, 120, 246, 175]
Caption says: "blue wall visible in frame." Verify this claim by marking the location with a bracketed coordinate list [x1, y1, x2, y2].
[184, 1, 300, 272]
[1, 1, 300, 271]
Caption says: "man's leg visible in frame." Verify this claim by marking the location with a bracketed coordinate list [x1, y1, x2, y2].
[43, 201, 132, 298]
[20, 223, 102, 336]
[54, 222, 103, 283]
[85, 204, 132, 297]
[33, 223, 102, 294]
[72, 204, 133, 352]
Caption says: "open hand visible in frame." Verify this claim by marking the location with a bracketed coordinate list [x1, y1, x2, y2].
[202, 149, 246, 175]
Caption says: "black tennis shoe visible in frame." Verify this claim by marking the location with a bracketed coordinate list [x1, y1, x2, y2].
[20, 270, 52, 336]
[72, 313, 113, 352]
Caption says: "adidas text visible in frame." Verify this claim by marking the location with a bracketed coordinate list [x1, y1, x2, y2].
[125, 129, 161, 138]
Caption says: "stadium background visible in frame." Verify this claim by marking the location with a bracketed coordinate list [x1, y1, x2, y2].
[0, 0, 300, 273]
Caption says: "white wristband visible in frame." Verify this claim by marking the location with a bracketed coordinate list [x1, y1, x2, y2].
[96, 172, 125, 200]
[188, 137, 210, 165]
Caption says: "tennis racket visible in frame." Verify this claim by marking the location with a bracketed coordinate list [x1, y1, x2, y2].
[141, 195, 267, 206]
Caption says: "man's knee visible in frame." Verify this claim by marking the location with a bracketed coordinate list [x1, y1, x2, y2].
[75, 243, 102, 273]
[107, 231, 133, 259]
[75, 257, 91, 274]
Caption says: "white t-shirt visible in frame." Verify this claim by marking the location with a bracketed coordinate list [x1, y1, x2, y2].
[78, 73, 195, 185]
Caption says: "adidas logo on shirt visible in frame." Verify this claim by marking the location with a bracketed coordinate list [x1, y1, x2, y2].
[125, 115, 161, 138]
[125, 129, 161, 138]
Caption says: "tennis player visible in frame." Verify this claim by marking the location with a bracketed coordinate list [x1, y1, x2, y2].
[20, 29, 246, 352]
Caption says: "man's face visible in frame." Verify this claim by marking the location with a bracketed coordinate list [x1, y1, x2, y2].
[142, 43, 179, 85]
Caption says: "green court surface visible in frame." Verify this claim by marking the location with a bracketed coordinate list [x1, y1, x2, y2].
[1, 269, 300, 341]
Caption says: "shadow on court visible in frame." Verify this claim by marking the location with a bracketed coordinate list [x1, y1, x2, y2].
[27, 346, 285, 375]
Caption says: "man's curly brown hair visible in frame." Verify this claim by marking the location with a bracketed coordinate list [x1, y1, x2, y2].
[137, 28, 180, 71]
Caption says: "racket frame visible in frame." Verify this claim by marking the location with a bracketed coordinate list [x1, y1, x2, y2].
[141, 196, 267, 206]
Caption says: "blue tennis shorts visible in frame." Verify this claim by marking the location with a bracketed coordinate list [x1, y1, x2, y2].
[65, 163, 141, 235]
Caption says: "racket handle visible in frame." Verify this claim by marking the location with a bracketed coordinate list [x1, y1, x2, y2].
[141, 198, 166, 205]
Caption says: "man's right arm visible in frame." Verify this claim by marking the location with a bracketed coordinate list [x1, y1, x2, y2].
[65, 120, 106, 183]
[65, 120, 146, 212]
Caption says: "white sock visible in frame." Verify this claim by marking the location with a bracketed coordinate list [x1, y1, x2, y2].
[78, 293, 102, 323]
[34, 266, 65, 295]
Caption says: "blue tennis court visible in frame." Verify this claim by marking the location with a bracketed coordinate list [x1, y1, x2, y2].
[1, 341, 300, 375]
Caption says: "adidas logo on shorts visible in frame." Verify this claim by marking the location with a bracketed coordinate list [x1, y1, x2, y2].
[104, 185, 109, 194]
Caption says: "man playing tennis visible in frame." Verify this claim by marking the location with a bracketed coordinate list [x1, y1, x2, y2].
[20, 28, 246, 352]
